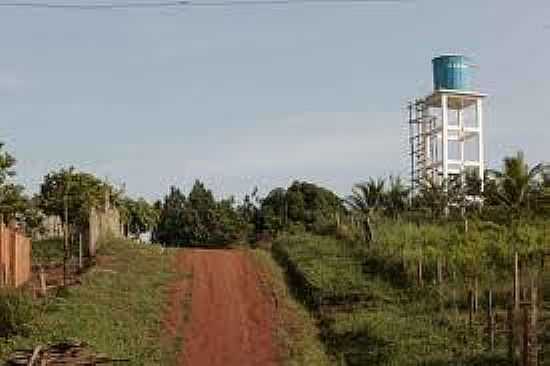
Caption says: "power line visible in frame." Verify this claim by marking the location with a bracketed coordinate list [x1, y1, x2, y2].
[185, 0, 405, 6]
[0, 1, 186, 9]
[0, 0, 407, 10]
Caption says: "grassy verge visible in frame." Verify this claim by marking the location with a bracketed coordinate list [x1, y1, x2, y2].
[251, 248, 333, 366]
[273, 233, 510, 366]
[0, 238, 183, 365]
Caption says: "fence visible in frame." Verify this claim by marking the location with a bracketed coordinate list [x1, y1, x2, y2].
[0, 223, 31, 288]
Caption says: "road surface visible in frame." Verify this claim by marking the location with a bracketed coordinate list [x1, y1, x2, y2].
[174, 249, 279, 366]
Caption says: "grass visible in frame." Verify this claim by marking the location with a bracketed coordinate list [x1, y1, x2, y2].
[31, 238, 65, 264]
[251, 248, 333, 366]
[0, 238, 183, 365]
[273, 233, 512, 366]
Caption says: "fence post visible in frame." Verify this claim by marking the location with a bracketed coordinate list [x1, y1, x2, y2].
[437, 258, 443, 284]
[530, 278, 538, 366]
[79, 233, 83, 271]
[417, 257, 423, 287]
[488, 289, 495, 352]
[39, 266, 47, 297]
[514, 252, 520, 311]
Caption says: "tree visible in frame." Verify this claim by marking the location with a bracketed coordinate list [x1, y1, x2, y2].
[120, 197, 159, 237]
[38, 167, 112, 230]
[154, 186, 187, 244]
[0, 184, 28, 221]
[346, 178, 385, 243]
[485, 151, 546, 216]
[154, 180, 247, 247]
[260, 181, 346, 235]
[0, 143, 27, 223]
[383, 176, 409, 219]
[0, 142, 16, 186]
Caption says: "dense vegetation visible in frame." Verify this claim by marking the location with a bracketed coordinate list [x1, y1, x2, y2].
[153, 181, 246, 246]
[268, 152, 550, 365]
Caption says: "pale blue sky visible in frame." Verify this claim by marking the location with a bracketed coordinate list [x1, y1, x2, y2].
[1, 0, 549, 200]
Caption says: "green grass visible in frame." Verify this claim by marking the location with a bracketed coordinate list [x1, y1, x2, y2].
[1, 238, 183, 365]
[251, 248, 333, 366]
[31, 238, 65, 264]
[273, 233, 512, 366]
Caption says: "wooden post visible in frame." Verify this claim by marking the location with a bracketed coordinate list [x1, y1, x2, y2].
[514, 252, 520, 311]
[530, 278, 538, 366]
[508, 299, 521, 365]
[0, 263, 4, 288]
[469, 288, 474, 327]
[78, 233, 83, 271]
[437, 258, 443, 285]
[417, 257, 423, 287]
[39, 266, 46, 297]
[474, 277, 479, 313]
[522, 306, 529, 366]
[487, 289, 494, 352]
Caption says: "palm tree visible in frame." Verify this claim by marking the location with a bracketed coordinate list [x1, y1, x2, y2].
[383, 175, 409, 219]
[346, 178, 385, 243]
[485, 151, 546, 214]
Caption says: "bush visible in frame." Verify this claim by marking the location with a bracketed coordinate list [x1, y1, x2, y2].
[0, 289, 34, 337]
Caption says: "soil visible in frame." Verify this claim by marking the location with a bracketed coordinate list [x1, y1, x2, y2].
[170, 249, 279, 366]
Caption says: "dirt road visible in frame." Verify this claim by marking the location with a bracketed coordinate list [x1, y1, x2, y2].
[174, 249, 279, 366]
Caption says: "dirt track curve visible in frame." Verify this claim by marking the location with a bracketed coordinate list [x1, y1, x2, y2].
[176, 249, 279, 366]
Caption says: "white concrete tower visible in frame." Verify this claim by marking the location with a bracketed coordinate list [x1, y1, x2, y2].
[409, 55, 486, 194]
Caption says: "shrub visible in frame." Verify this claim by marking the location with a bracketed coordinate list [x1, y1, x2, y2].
[0, 289, 34, 337]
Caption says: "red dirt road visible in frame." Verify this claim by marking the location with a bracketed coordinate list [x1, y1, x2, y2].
[177, 249, 279, 366]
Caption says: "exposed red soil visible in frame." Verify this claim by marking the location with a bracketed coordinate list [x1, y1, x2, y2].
[173, 249, 279, 366]
[163, 251, 191, 350]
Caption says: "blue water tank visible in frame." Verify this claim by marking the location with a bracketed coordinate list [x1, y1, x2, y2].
[432, 55, 473, 91]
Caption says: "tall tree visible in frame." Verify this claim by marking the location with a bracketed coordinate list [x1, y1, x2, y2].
[346, 178, 385, 243]
[154, 181, 246, 247]
[383, 176, 409, 219]
[485, 151, 546, 215]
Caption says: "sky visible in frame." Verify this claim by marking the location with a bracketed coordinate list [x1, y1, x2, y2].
[0, 0, 549, 201]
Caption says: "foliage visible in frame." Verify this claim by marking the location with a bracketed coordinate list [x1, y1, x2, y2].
[485, 151, 547, 217]
[260, 181, 346, 236]
[0, 183, 28, 221]
[119, 197, 159, 236]
[346, 177, 410, 243]
[0, 143, 28, 222]
[154, 180, 246, 246]
[38, 167, 115, 230]
[0, 289, 34, 338]
[32, 238, 66, 264]
[0, 142, 16, 186]
[383, 176, 409, 219]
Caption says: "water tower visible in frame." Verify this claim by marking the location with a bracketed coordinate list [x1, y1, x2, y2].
[408, 55, 487, 195]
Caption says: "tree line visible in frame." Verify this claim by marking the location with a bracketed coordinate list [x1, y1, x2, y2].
[2, 139, 548, 248]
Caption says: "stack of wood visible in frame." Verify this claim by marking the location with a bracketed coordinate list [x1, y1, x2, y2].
[6, 341, 129, 365]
